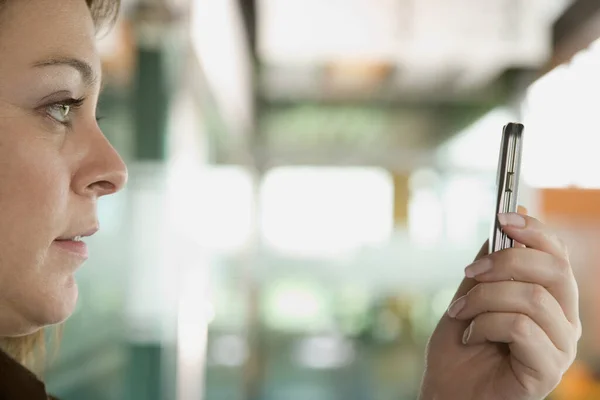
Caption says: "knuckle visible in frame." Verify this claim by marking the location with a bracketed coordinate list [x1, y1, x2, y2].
[505, 249, 520, 270]
[557, 236, 570, 255]
[541, 355, 565, 386]
[546, 366, 564, 388]
[564, 332, 579, 365]
[529, 284, 548, 309]
[512, 314, 534, 340]
[560, 322, 581, 367]
[574, 320, 583, 341]
[561, 329, 579, 370]
[494, 249, 520, 274]
[554, 257, 572, 279]
[468, 283, 487, 303]
[555, 235, 571, 260]
[545, 231, 571, 259]
[566, 344, 578, 366]
[516, 373, 540, 395]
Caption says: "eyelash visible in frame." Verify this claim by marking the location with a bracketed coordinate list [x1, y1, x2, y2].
[44, 97, 103, 127]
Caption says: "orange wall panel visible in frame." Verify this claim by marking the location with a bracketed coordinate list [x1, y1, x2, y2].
[539, 188, 600, 220]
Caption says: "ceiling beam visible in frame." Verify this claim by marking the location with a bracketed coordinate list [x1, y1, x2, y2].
[548, 0, 600, 71]
[237, 0, 257, 60]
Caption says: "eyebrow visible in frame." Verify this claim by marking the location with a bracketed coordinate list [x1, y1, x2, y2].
[32, 57, 99, 88]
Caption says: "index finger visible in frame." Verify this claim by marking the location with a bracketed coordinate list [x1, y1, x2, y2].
[451, 206, 528, 302]
[471, 247, 580, 325]
[498, 213, 568, 260]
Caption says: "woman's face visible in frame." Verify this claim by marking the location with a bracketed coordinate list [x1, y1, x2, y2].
[0, 0, 127, 336]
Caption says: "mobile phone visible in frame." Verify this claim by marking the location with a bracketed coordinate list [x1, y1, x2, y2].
[489, 123, 524, 254]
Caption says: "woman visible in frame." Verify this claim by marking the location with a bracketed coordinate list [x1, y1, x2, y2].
[0, 0, 127, 398]
[0, 0, 580, 399]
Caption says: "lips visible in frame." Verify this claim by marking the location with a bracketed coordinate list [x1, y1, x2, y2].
[53, 238, 89, 259]
[56, 235, 83, 242]
[53, 227, 98, 259]
[55, 227, 99, 241]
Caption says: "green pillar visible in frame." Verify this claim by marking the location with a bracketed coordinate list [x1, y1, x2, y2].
[125, 344, 163, 400]
[122, 46, 173, 400]
[133, 47, 170, 161]
[124, 18, 177, 400]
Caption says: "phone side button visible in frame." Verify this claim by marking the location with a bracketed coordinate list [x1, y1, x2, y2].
[506, 173, 514, 192]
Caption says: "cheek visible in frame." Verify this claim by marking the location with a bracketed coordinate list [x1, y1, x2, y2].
[0, 122, 69, 252]
[0, 124, 79, 331]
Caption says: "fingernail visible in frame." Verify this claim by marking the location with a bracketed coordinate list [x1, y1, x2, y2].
[462, 322, 473, 345]
[447, 296, 467, 318]
[498, 213, 526, 228]
[465, 259, 492, 278]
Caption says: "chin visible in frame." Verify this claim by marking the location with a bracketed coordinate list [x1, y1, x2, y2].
[28, 276, 79, 329]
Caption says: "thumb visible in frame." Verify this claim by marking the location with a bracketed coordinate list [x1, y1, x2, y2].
[450, 205, 529, 302]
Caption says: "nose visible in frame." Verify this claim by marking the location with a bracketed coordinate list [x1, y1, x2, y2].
[71, 126, 128, 199]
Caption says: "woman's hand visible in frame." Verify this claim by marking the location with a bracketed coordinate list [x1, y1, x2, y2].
[419, 212, 581, 400]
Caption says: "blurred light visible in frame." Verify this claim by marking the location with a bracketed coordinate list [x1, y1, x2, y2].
[437, 107, 515, 171]
[260, 167, 394, 258]
[259, 0, 553, 68]
[259, 0, 404, 62]
[372, 310, 402, 343]
[273, 289, 320, 319]
[408, 189, 443, 247]
[166, 164, 254, 252]
[205, 303, 216, 324]
[408, 169, 443, 247]
[410, 294, 438, 335]
[167, 86, 207, 163]
[191, 0, 253, 137]
[336, 285, 370, 336]
[408, 168, 440, 191]
[264, 282, 329, 332]
[210, 334, 248, 367]
[324, 61, 393, 90]
[522, 36, 600, 188]
[97, 191, 127, 235]
[442, 177, 490, 244]
[176, 259, 210, 400]
[177, 264, 210, 367]
[521, 65, 573, 188]
[431, 288, 456, 319]
[293, 335, 355, 369]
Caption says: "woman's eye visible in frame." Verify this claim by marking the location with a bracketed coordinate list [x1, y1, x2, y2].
[46, 104, 72, 123]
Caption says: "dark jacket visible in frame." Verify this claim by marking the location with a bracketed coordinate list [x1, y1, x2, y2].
[0, 349, 57, 399]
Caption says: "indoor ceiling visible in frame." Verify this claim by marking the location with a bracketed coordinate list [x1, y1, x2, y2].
[256, 0, 574, 101]
[114, 0, 579, 169]
[236, 0, 575, 169]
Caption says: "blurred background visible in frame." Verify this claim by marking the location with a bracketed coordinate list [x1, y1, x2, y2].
[44, 0, 600, 399]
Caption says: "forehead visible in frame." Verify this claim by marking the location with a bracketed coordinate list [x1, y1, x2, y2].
[0, 0, 99, 77]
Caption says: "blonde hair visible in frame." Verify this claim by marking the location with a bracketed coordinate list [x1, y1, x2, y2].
[0, 328, 63, 375]
[0, 332, 46, 371]
[0, 0, 121, 372]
